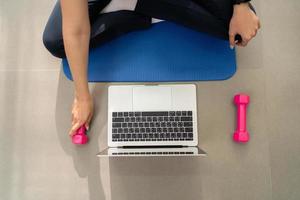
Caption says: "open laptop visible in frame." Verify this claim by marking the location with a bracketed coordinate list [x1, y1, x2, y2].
[98, 84, 206, 157]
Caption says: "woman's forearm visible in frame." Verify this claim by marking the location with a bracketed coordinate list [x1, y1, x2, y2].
[63, 31, 91, 100]
[61, 0, 91, 100]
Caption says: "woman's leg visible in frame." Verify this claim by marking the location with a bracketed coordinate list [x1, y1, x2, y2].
[89, 10, 151, 49]
[43, 0, 111, 58]
[135, 0, 256, 40]
[43, 0, 151, 58]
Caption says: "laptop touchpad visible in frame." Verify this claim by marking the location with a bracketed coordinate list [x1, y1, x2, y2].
[133, 86, 172, 110]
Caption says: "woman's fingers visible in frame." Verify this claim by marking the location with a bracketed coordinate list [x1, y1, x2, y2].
[229, 32, 237, 49]
[69, 121, 83, 136]
[85, 113, 93, 131]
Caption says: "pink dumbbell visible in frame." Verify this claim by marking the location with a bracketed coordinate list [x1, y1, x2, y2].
[233, 94, 250, 143]
[72, 125, 88, 145]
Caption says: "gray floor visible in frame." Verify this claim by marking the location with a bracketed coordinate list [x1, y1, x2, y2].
[0, 0, 300, 200]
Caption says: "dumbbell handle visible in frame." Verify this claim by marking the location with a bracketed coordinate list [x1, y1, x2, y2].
[236, 104, 247, 131]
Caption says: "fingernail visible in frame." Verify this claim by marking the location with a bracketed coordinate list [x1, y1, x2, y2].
[230, 45, 234, 49]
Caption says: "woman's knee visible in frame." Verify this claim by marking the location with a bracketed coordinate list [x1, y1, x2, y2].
[42, 28, 65, 58]
[42, 1, 66, 58]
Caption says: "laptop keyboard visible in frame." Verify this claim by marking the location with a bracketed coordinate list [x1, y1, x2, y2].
[111, 111, 194, 142]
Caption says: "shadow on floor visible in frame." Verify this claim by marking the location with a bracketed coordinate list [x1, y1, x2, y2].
[55, 68, 109, 200]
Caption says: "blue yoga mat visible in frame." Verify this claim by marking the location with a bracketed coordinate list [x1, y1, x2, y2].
[62, 21, 236, 82]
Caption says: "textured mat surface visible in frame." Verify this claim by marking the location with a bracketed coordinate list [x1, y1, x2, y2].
[62, 21, 236, 82]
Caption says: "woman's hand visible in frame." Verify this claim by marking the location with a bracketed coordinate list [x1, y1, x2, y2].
[229, 3, 261, 48]
[69, 94, 94, 136]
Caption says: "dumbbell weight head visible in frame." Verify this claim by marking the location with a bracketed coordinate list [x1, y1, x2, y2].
[234, 94, 250, 105]
[72, 126, 88, 145]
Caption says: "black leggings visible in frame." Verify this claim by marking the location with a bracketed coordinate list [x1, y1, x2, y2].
[42, 0, 255, 58]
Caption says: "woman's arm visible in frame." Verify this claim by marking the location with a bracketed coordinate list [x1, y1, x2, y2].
[61, 0, 90, 99]
[60, 0, 94, 135]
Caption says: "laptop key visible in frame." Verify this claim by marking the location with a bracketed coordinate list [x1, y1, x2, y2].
[181, 117, 192, 121]
[118, 112, 123, 117]
[168, 128, 174, 132]
[169, 111, 175, 116]
[166, 133, 170, 138]
[112, 129, 118, 133]
[188, 111, 193, 116]
[118, 128, 123, 133]
[142, 111, 168, 116]
[112, 134, 119, 139]
[112, 123, 121, 128]
[124, 128, 129, 133]
[130, 117, 135, 122]
[122, 123, 128, 128]
[129, 128, 134, 133]
[112, 112, 117, 117]
[185, 127, 193, 132]
[184, 122, 193, 127]
[135, 112, 141, 117]
[136, 117, 141, 122]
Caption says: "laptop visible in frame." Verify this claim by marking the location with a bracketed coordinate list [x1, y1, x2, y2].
[98, 84, 206, 157]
